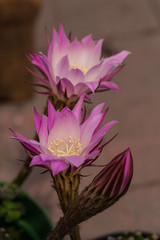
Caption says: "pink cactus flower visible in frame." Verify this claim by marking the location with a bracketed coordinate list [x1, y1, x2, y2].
[29, 24, 130, 101]
[10, 96, 118, 176]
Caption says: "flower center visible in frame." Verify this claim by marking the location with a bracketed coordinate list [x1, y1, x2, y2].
[69, 63, 88, 75]
[48, 136, 82, 157]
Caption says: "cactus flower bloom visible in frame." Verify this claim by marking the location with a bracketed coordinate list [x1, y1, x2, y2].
[10, 96, 117, 176]
[30, 24, 130, 102]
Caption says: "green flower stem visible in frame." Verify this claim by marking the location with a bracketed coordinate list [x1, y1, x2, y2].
[53, 171, 81, 240]
[10, 160, 32, 187]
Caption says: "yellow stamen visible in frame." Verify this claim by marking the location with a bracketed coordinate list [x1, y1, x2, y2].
[69, 63, 88, 75]
[48, 136, 82, 157]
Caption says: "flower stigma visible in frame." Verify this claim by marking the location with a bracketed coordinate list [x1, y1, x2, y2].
[69, 63, 88, 75]
[48, 136, 82, 157]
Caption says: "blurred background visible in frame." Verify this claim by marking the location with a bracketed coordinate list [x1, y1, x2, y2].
[0, 0, 160, 239]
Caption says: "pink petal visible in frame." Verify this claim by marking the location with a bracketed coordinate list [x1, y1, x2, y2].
[74, 82, 89, 95]
[84, 120, 118, 155]
[84, 81, 99, 92]
[84, 150, 100, 160]
[99, 81, 120, 92]
[80, 113, 103, 150]
[100, 65, 124, 83]
[84, 60, 104, 83]
[39, 114, 48, 147]
[47, 107, 80, 146]
[55, 55, 69, 78]
[10, 135, 41, 155]
[93, 39, 103, 62]
[72, 94, 85, 123]
[68, 69, 84, 85]
[51, 160, 69, 176]
[104, 50, 131, 65]
[81, 103, 105, 132]
[30, 155, 50, 166]
[81, 34, 95, 47]
[10, 128, 29, 141]
[65, 155, 85, 167]
[39, 153, 61, 162]
[59, 78, 74, 97]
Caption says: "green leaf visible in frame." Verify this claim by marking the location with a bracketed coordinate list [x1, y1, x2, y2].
[5, 210, 22, 223]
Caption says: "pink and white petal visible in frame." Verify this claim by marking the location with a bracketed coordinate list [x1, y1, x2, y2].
[104, 50, 131, 65]
[39, 114, 48, 147]
[80, 113, 103, 150]
[68, 69, 84, 85]
[38, 153, 61, 162]
[58, 23, 70, 48]
[84, 81, 99, 93]
[47, 108, 80, 146]
[33, 107, 41, 135]
[30, 53, 50, 79]
[69, 38, 93, 67]
[30, 155, 50, 167]
[69, 38, 82, 63]
[29, 140, 51, 154]
[72, 93, 85, 123]
[48, 99, 56, 132]
[51, 160, 69, 176]
[93, 39, 103, 62]
[113, 50, 131, 63]
[99, 81, 120, 92]
[10, 128, 29, 141]
[93, 107, 109, 135]
[84, 61, 104, 83]
[64, 155, 85, 167]
[80, 103, 105, 132]
[49, 30, 63, 70]
[11, 135, 41, 155]
[93, 120, 118, 142]
[100, 65, 124, 83]
[27, 67, 50, 88]
[74, 82, 89, 95]
[60, 78, 75, 97]
[85, 120, 118, 155]
[82, 149, 100, 160]
[83, 38, 103, 67]
[81, 34, 95, 47]
[55, 55, 69, 78]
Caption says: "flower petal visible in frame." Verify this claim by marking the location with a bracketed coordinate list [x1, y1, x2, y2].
[83, 120, 118, 155]
[39, 114, 48, 147]
[99, 81, 120, 92]
[59, 78, 74, 97]
[64, 155, 85, 167]
[47, 107, 80, 146]
[68, 69, 84, 85]
[30, 155, 50, 166]
[80, 113, 103, 150]
[51, 160, 69, 176]
[72, 94, 85, 123]
[55, 55, 69, 78]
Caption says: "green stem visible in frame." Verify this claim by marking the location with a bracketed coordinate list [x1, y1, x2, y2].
[10, 161, 32, 187]
[53, 171, 81, 240]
